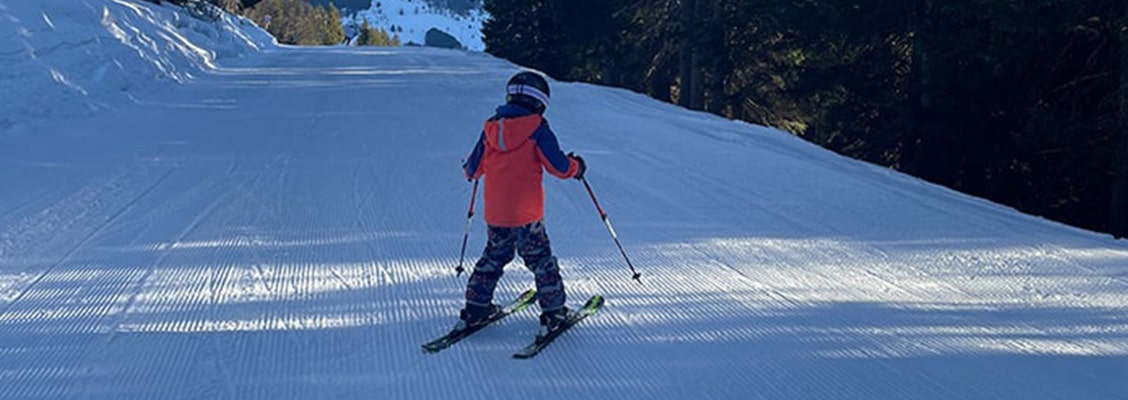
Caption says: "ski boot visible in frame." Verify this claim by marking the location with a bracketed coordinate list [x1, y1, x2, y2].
[536, 307, 573, 341]
[452, 303, 501, 332]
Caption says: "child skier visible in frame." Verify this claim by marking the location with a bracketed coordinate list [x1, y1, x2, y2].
[457, 70, 586, 338]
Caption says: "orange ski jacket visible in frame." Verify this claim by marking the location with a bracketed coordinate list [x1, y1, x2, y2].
[463, 104, 580, 227]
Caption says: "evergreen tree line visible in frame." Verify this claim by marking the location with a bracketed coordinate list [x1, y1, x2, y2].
[482, 0, 1128, 238]
[222, 0, 398, 46]
[356, 20, 402, 46]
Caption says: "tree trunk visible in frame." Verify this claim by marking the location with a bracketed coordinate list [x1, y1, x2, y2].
[650, 65, 673, 103]
[896, 12, 919, 171]
[689, 56, 705, 110]
[702, 0, 726, 113]
[687, 0, 710, 110]
[1110, 21, 1128, 239]
[677, 0, 695, 108]
[904, 0, 944, 182]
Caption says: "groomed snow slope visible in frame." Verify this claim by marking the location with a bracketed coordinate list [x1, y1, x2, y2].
[2, 2, 1128, 399]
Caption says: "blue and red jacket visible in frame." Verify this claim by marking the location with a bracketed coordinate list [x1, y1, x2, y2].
[463, 104, 581, 227]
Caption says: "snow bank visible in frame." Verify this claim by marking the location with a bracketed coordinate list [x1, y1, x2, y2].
[0, 0, 274, 132]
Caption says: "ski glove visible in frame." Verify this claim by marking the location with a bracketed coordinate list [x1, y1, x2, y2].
[461, 159, 472, 182]
[568, 152, 586, 180]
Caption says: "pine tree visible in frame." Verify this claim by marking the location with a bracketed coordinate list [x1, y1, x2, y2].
[219, 0, 242, 13]
[355, 21, 399, 46]
[482, 0, 539, 68]
[356, 19, 372, 44]
[323, 3, 345, 45]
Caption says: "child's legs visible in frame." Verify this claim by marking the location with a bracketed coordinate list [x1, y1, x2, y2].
[465, 226, 516, 307]
[516, 221, 566, 312]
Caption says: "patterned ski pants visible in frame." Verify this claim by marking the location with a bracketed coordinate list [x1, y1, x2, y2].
[465, 220, 566, 313]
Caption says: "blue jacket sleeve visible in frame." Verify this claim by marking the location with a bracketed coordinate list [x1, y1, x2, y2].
[532, 121, 578, 179]
[463, 131, 487, 179]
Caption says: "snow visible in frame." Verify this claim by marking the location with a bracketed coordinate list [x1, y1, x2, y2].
[0, 0, 273, 132]
[2, 1, 1128, 399]
[350, 0, 487, 50]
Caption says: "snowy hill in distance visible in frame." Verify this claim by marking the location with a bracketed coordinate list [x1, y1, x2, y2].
[344, 0, 488, 50]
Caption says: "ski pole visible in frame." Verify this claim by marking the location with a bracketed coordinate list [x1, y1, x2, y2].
[580, 177, 642, 283]
[455, 179, 479, 276]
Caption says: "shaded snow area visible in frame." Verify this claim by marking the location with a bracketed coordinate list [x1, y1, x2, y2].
[2, 2, 1128, 399]
[351, 0, 486, 50]
[0, 0, 273, 132]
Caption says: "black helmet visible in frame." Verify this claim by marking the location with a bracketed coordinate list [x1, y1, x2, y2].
[506, 71, 550, 114]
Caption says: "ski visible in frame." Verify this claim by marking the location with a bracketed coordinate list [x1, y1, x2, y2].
[512, 294, 605, 359]
[422, 288, 537, 353]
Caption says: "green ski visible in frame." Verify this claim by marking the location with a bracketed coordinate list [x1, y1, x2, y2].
[422, 289, 537, 353]
[512, 295, 604, 359]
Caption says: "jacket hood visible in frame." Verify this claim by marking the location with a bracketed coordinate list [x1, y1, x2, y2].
[484, 105, 543, 154]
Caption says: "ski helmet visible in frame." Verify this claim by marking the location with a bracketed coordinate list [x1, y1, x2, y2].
[506, 71, 551, 114]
